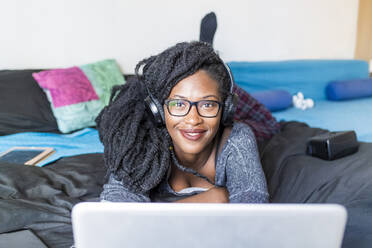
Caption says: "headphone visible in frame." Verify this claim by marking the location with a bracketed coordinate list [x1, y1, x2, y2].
[143, 62, 238, 127]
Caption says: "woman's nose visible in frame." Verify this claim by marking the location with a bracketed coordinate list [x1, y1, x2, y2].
[184, 105, 202, 125]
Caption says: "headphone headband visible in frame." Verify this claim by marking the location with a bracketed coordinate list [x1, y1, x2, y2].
[222, 62, 235, 93]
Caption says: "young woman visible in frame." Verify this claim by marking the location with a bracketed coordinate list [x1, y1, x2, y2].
[96, 41, 270, 203]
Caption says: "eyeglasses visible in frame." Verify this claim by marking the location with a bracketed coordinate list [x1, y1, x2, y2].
[164, 99, 222, 118]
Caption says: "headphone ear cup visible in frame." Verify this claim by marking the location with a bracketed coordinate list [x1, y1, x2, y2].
[222, 93, 238, 126]
[144, 95, 165, 127]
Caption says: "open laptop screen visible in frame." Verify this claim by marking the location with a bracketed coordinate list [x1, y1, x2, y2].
[72, 202, 347, 248]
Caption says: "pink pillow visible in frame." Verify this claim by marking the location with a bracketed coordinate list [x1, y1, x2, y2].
[32, 67, 99, 108]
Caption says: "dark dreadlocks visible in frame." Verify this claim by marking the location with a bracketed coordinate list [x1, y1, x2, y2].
[96, 41, 231, 194]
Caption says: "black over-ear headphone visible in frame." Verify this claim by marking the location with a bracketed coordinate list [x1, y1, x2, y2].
[143, 62, 238, 127]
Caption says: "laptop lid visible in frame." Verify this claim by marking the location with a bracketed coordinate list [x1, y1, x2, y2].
[72, 202, 347, 248]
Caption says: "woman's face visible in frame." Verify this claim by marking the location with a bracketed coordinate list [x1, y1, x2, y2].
[164, 70, 222, 157]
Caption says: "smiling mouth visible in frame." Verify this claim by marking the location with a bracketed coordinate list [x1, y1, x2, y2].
[180, 130, 206, 141]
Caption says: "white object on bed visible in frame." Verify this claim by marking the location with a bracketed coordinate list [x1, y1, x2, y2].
[72, 202, 347, 248]
[293, 92, 315, 110]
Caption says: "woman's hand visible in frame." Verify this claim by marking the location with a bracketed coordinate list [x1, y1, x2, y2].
[175, 186, 229, 203]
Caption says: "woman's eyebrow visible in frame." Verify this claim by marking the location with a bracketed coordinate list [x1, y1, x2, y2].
[172, 95, 186, 99]
[202, 95, 219, 99]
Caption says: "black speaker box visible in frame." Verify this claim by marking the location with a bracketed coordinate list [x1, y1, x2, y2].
[306, 131, 359, 160]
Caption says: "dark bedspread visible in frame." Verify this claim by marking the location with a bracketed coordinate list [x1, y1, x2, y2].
[262, 121, 372, 248]
[0, 121, 371, 247]
[0, 153, 106, 248]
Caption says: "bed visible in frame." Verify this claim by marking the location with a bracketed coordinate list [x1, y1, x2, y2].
[0, 60, 372, 248]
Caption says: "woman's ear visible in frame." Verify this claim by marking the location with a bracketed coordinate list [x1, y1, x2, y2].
[221, 93, 238, 126]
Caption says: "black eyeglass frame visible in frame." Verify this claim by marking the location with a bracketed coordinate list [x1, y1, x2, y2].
[164, 99, 223, 118]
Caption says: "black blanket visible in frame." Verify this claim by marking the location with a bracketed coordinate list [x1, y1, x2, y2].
[262, 121, 372, 248]
[0, 122, 371, 247]
[0, 153, 106, 248]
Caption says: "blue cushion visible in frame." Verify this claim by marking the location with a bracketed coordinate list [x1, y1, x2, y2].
[251, 90, 292, 112]
[228, 60, 369, 100]
[326, 79, 372, 101]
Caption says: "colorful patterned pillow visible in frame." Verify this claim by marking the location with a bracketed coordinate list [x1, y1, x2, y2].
[33, 59, 125, 133]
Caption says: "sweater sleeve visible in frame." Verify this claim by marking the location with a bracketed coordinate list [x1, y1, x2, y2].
[100, 174, 151, 202]
[221, 122, 270, 203]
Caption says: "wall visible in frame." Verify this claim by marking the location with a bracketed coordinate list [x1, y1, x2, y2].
[0, 0, 359, 73]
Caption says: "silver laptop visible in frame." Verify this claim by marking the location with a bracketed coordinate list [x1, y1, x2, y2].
[72, 202, 347, 248]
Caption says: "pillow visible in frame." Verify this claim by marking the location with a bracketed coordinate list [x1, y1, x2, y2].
[251, 90, 292, 112]
[33, 67, 99, 107]
[33, 59, 125, 133]
[326, 79, 372, 101]
[0, 70, 59, 135]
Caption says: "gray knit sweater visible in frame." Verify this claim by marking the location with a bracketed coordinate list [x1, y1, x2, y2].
[100, 122, 269, 203]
